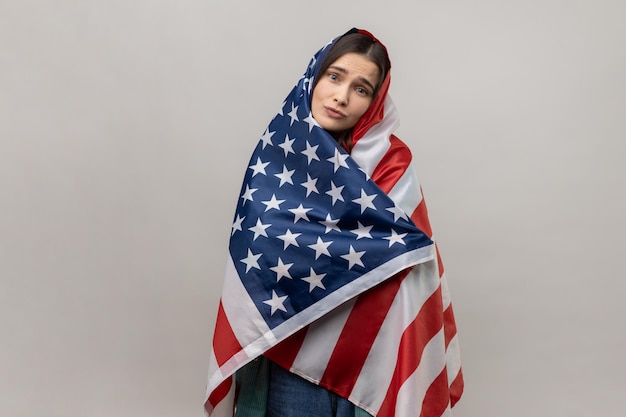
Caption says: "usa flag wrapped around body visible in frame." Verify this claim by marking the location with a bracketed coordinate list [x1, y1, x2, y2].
[205, 30, 463, 417]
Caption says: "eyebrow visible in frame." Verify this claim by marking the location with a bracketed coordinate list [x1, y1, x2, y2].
[328, 65, 377, 93]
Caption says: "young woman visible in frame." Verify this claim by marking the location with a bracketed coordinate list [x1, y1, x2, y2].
[206, 29, 463, 417]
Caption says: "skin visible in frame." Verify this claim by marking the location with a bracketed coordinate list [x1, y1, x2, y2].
[311, 52, 381, 134]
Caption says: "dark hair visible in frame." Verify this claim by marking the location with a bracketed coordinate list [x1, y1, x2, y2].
[312, 32, 391, 149]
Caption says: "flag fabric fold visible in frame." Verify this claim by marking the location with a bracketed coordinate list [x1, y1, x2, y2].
[205, 28, 463, 417]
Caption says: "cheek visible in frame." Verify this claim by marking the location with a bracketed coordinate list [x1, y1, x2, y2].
[311, 89, 319, 106]
[310, 90, 321, 121]
[311, 85, 324, 112]
[354, 98, 373, 118]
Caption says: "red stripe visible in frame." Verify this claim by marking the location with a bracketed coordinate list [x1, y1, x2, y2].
[449, 368, 464, 407]
[205, 377, 232, 414]
[419, 368, 450, 417]
[212, 301, 243, 367]
[435, 245, 445, 277]
[443, 305, 457, 349]
[319, 269, 410, 396]
[378, 285, 444, 417]
[264, 325, 308, 369]
[351, 78, 390, 148]
[412, 197, 445, 277]
[370, 135, 412, 194]
[411, 198, 433, 238]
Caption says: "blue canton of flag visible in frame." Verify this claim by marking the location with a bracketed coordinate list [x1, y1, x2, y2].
[228, 53, 433, 330]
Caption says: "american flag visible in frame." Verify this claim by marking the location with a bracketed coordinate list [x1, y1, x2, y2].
[205, 30, 463, 417]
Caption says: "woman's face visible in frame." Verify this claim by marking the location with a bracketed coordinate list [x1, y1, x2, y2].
[311, 52, 380, 133]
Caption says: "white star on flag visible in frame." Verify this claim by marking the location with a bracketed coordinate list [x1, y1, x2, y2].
[303, 113, 317, 132]
[248, 157, 270, 177]
[263, 290, 288, 315]
[240, 185, 257, 205]
[240, 249, 262, 273]
[270, 257, 294, 282]
[248, 218, 271, 240]
[384, 229, 408, 247]
[319, 214, 340, 233]
[353, 189, 377, 213]
[275, 165, 295, 187]
[386, 205, 409, 222]
[350, 221, 373, 240]
[308, 237, 333, 259]
[289, 204, 312, 223]
[327, 148, 349, 172]
[301, 141, 320, 164]
[301, 174, 319, 197]
[279, 134, 296, 157]
[340, 245, 365, 270]
[259, 128, 275, 149]
[262, 194, 286, 212]
[276, 229, 301, 249]
[301, 267, 327, 291]
[287, 103, 299, 125]
[326, 181, 345, 205]
[231, 214, 245, 236]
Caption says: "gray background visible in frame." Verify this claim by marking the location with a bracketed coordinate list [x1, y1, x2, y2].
[1, 0, 625, 416]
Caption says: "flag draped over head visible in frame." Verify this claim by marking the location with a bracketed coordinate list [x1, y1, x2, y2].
[205, 28, 463, 417]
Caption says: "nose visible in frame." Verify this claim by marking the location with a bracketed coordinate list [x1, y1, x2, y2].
[333, 87, 349, 106]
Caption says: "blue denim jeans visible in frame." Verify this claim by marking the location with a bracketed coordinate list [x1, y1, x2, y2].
[267, 360, 357, 417]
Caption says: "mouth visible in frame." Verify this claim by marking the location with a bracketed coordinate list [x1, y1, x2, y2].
[324, 106, 346, 119]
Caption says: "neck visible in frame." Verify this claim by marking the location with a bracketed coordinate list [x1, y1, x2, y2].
[332, 130, 352, 152]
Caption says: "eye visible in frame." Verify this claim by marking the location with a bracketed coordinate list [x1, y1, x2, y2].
[355, 86, 370, 96]
[328, 73, 339, 81]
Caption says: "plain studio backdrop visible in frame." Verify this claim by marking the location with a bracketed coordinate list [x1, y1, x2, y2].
[1, 1, 625, 416]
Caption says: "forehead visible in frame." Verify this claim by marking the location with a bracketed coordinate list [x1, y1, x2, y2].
[328, 52, 380, 86]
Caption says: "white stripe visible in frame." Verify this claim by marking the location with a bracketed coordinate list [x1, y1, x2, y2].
[387, 163, 424, 216]
[291, 298, 357, 381]
[445, 334, 462, 385]
[440, 272, 451, 310]
[394, 329, 447, 417]
[350, 259, 442, 413]
[350, 97, 399, 176]
[206, 351, 220, 396]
